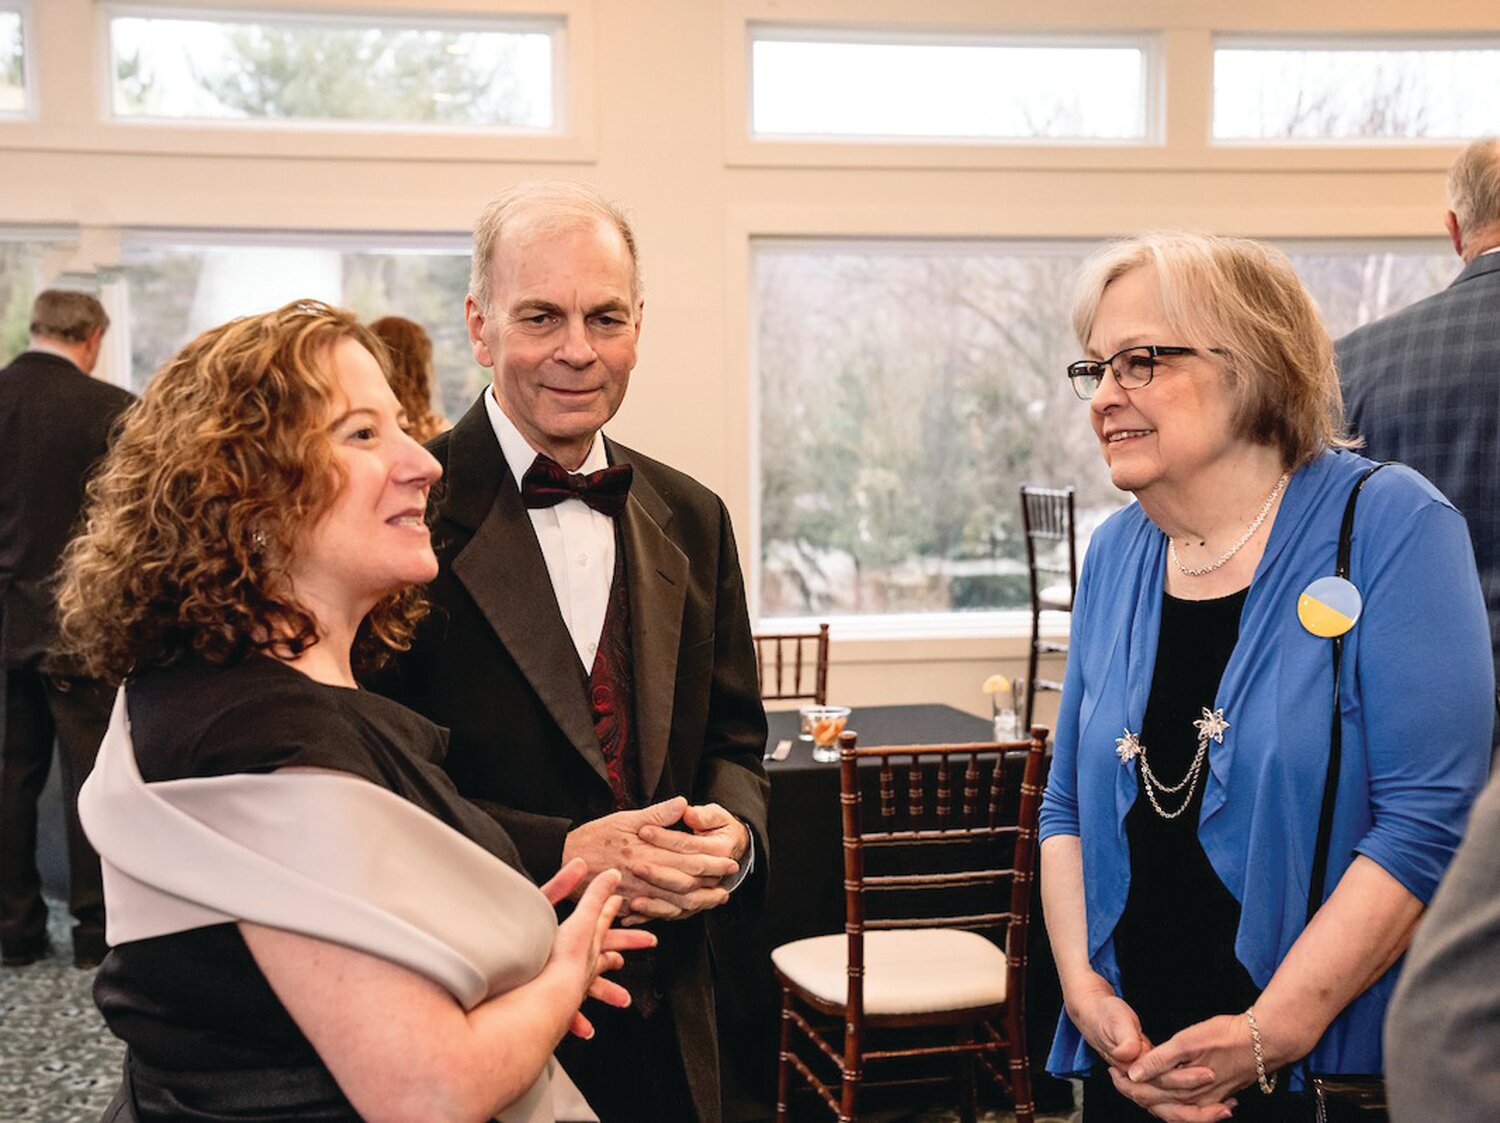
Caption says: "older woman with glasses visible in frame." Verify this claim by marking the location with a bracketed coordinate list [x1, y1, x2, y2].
[1038, 233, 1493, 1123]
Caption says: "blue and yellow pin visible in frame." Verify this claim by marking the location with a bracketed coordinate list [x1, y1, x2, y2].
[1298, 576, 1362, 638]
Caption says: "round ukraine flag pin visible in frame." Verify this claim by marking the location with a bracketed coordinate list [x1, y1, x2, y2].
[1298, 575, 1362, 638]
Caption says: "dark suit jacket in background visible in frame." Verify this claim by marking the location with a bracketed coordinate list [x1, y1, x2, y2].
[0, 350, 136, 669]
[376, 395, 770, 1123]
[1337, 252, 1500, 695]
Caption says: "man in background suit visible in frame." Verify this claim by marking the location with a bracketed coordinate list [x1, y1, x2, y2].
[1337, 136, 1500, 723]
[0, 290, 135, 968]
[381, 182, 769, 1123]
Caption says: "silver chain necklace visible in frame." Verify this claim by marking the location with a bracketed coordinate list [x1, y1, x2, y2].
[1115, 708, 1229, 819]
[1169, 473, 1290, 578]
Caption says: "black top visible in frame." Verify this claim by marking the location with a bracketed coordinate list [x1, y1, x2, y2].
[1115, 587, 1256, 1043]
[1086, 587, 1292, 1122]
[94, 656, 523, 1121]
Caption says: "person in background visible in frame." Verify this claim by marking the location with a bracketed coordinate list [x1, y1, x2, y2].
[375, 181, 770, 1123]
[1039, 233, 1492, 1122]
[369, 314, 451, 444]
[0, 289, 134, 969]
[1337, 136, 1500, 733]
[58, 299, 651, 1121]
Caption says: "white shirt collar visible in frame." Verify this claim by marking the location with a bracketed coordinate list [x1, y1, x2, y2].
[1479, 245, 1500, 259]
[483, 385, 607, 485]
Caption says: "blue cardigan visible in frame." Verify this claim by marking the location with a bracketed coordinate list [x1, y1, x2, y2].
[1038, 449, 1494, 1080]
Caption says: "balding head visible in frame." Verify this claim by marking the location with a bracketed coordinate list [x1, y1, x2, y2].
[469, 181, 641, 312]
[1445, 137, 1500, 261]
[29, 290, 110, 374]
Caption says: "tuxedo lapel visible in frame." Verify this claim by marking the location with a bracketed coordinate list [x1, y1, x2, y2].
[443, 402, 607, 784]
[611, 443, 689, 804]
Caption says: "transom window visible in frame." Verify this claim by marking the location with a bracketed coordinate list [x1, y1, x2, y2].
[0, 4, 26, 117]
[106, 6, 561, 130]
[750, 26, 1151, 143]
[1214, 38, 1500, 141]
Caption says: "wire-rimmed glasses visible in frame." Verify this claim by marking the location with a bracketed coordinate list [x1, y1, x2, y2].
[1066, 345, 1198, 401]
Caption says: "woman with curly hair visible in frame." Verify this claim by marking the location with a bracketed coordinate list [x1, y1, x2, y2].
[369, 314, 451, 444]
[58, 299, 651, 1123]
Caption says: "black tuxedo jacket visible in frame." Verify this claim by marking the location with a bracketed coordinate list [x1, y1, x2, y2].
[0, 350, 136, 668]
[377, 395, 770, 1122]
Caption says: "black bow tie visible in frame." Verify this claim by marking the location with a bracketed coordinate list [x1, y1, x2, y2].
[519, 454, 634, 518]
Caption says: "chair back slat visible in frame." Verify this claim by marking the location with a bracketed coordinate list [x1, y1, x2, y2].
[835, 728, 1049, 1031]
[753, 622, 830, 703]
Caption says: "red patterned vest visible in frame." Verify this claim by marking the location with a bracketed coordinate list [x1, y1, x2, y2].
[587, 539, 641, 810]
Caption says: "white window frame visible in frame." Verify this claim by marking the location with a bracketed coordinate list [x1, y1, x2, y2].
[746, 23, 1160, 148]
[747, 231, 1456, 641]
[0, 0, 596, 164]
[0, 0, 35, 121]
[1212, 33, 1500, 147]
[102, 3, 566, 134]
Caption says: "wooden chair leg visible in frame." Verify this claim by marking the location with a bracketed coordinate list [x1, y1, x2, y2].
[776, 987, 792, 1123]
[958, 1029, 979, 1123]
[1025, 615, 1041, 730]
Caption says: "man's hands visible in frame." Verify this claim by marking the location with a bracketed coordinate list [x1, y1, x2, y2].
[560, 797, 750, 924]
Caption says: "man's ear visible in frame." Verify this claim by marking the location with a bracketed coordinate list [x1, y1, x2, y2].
[633, 299, 644, 343]
[1444, 210, 1464, 260]
[464, 294, 494, 368]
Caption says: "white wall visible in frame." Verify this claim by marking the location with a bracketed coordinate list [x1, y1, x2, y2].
[3, 0, 1487, 723]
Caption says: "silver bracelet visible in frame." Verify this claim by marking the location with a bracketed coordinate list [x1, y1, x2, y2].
[1246, 1006, 1277, 1095]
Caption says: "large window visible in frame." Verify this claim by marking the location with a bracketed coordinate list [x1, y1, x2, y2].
[755, 238, 1454, 622]
[107, 7, 560, 130]
[1214, 39, 1500, 141]
[0, 4, 25, 116]
[119, 235, 487, 417]
[0, 230, 71, 363]
[750, 27, 1151, 142]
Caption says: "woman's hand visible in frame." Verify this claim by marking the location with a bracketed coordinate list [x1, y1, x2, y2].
[1108, 1012, 1253, 1122]
[1065, 972, 1153, 1072]
[540, 859, 657, 1039]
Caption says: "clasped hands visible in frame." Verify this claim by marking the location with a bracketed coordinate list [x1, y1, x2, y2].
[562, 796, 749, 924]
[1072, 979, 1294, 1123]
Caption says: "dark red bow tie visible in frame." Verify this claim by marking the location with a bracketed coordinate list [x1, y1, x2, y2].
[519, 454, 634, 517]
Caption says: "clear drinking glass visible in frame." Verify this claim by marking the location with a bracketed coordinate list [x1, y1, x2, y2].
[800, 705, 852, 763]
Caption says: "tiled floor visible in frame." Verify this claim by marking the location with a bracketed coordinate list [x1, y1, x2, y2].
[0, 907, 123, 1121]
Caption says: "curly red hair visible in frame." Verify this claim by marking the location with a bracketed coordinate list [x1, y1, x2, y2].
[57, 299, 426, 683]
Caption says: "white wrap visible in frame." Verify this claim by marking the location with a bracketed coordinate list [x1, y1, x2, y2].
[79, 686, 562, 1123]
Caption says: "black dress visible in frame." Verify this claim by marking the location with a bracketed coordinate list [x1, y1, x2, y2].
[1084, 589, 1291, 1122]
[93, 656, 526, 1121]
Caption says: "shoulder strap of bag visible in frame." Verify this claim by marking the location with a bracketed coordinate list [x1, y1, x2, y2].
[1306, 462, 1392, 926]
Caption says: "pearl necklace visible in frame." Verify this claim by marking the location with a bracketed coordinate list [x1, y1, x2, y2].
[1116, 708, 1230, 820]
[1169, 473, 1290, 578]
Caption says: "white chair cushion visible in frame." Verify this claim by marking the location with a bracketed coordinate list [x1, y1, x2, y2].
[772, 928, 1007, 1016]
[1038, 583, 1073, 611]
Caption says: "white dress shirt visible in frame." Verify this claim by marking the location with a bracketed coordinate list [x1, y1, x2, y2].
[486, 389, 616, 672]
[485, 389, 756, 887]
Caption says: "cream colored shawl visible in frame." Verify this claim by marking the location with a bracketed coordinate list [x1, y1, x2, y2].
[79, 686, 561, 1123]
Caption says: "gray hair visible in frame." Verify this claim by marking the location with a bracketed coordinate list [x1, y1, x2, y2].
[469, 180, 642, 311]
[1071, 231, 1356, 469]
[1447, 137, 1500, 244]
[30, 290, 109, 344]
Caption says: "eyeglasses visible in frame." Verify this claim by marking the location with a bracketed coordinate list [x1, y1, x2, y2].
[1066, 345, 1199, 401]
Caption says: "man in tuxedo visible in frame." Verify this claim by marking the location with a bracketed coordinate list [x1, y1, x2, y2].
[382, 182, 769, 1123]
[1337, 137, 1500, 727]
[0, 290, 135, 968]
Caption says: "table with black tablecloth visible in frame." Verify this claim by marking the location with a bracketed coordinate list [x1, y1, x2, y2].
[716, 704, 1070, 1120]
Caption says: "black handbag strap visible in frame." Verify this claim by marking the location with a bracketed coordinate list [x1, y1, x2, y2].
[1306, 462, 1392, 926]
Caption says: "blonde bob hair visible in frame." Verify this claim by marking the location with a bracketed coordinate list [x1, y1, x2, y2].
[57, 299, 426, 683]
[1071, 232, 1356, 468]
